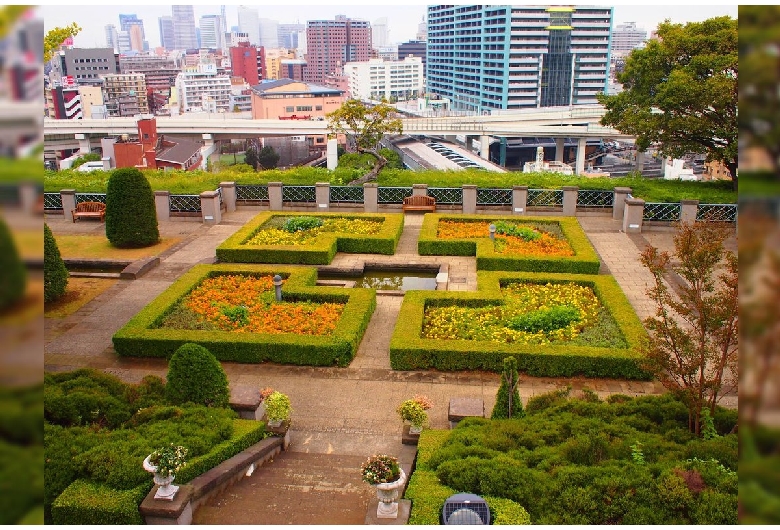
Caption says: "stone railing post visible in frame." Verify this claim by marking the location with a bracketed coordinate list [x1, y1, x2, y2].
[363, 183, 378, 213]
[19, 182, 38, 214]
[622, 197, 645, 233]
[412, 184, 428, 196]
[315, 182, 330, 212]
[462, 184, 477, 214]
[512, 186, 528, 215]
[613, 187, 632, 220]
[154, 191, 170, 222]
[562, 186, 578, 216]
[267, 182, 283, 211]
[680, 199, 699, 223]
[220, 182, 236, 213]
[200, 190, 222, 225]
[61, 189, 76, 221]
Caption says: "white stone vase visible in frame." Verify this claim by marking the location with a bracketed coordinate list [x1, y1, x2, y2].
[143, 455, 180, 501]
[267, 418, 283, 428]
[375, 469, 406, 519]
[409, 424, 423, 435]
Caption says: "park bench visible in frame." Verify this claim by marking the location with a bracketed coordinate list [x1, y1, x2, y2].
[72, 201, 106, 223]
[402, 195, 436, 213]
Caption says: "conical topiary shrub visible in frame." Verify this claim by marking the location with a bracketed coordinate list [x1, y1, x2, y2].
[44, 223, 68, 303]
[0, 216, 26, 310]
[491, 356, 524, 419]
[105, 167, 159, 248]
[165, 343, 230, 408]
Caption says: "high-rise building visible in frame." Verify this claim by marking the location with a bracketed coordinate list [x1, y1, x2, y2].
[158, 16, 175, 50]
[344, 56, 424, 101]
[102, 73, 149, 116]
[117, 31, 131, 54]
[129, 25, 144, 53]
[398, 40, 427, 75]
[416, 17, 427, 42]
[258, 18, 279, 49]
[264, 48, 297, 80]
[54, 47, 119, 85]
[611, 22, 647, 57]
[372, 18, 389, 48]
[278, 23, 305, 49]
[426, 5, 613, 112]
[172, 6, 198, 51]
[237, 6, 260, 46]
[230, 41, 265, 86]
[105, 24, 119, 52]
[175, 62, 232, 113]
[200, 15, 225, 51]
[305, 16, 372, 85]
[119, 14, 146, 51]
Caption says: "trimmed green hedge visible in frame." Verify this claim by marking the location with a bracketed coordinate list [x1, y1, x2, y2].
[390, 271, 649, 379]
[417, 215, 601, 274]
[216, 212, 404, 264]
[113, 264, 376, 366]
[51, 481, 147, 525]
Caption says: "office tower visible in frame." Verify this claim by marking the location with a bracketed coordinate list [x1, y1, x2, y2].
[398, 40, 427, 75]
[172, 5, 198, 51]
[105, 24, 119, 52]
[117, 31, 131, 54]
[119, 14, 146, 50]
[200, 15, 225, 50]
[159, 17, 175, 51]
[230, 41, 265, 85]
[304, 16, 372, 85]
[372, 18, 389, 48]
[278, 23, 305, 50]
[426, 5, 612, 112]
[416, 17, 427, 42]
[611, 22, 647, 56]
[258, 18, 279, 49]
[237, 6, 260, 46]
[129, 25, 144, 52]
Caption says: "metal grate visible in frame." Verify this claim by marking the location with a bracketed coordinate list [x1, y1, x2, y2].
[330, 185, 364, 204]
[476, 187, 512, 206]
[643, 202, 681, 222]
[577, 189, 614, 208]
[236, 184, 269, 202]
[44, 192, 63, 210]
[527, 189, 563, 207]
[216, 187, 223, 205]
[169, 194, 202, 213]
[282, 185, 316, 203]
[696, 203, 737, 223]
[442, 494, 490, 525]
[75, 193, 106, 205]
[378, 186, 413, 204]
[428, 187, 463, 205]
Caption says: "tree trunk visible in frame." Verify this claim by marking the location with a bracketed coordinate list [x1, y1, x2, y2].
[348, 149, 387, 187]
[725, 160, 738, 191]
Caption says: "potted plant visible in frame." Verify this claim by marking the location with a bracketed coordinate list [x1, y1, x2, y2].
[361, 454, 406, 519]
[258, 386, 274, 418]
[397, 396, 430, 434]
[264, 391, 292, 428]
[142, 444, 188, 500]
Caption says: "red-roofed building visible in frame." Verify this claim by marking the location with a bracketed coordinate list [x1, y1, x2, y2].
[113, 118, 203, 171]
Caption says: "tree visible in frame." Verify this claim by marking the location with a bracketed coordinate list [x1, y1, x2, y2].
[597, 17, 737, 189]
[0, 217, 26, 310]
[326, 99, 403, 186]
[243, 143, 259, 171]
[491, 357, 524, 420]
[256, 146, 280, 170]
[44, 223, 68, 303]
[44, 22, 82, 63]
[105, 168, 160, 248]
[639, 221, 738, 435]
[165, 343, 230, 408]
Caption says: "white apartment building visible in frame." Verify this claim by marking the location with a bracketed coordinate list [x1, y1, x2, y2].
[343, 57, 424, 102]
[174, 62, 232, 113]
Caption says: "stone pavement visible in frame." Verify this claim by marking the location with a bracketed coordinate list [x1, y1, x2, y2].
[41, 209, 737, 523]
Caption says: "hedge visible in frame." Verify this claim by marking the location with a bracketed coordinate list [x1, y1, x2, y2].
[216, 212, 404, 265]
[51, 481, 147, 525]
[112, 264, 376, 366]
[417, 214, 601, 274]
[389, 271, 650, 379]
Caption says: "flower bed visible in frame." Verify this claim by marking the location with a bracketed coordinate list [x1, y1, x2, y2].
[417, 215, 600, 274]
[112, 264, 376, 366]
[216, 212, 404, 265]
[390, 271, 649, 379]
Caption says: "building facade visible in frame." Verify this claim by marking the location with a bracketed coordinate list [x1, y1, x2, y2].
[249, 79, 345, 119]
[343, 56, 424, 102]
[398, 40, 427, 75]
[611, 22, 646, 57]
[230, 42, 266, 86]
[278, 23, 305, 49]
[426, 5, 613, 112]
[55, 48, 119, 85]
[237, 6, 260, 46]
[304, 16, 372, 85]
[174, 62, 232, 113]
[105, 25, 119, 52]
[172, 5, 198, 51]
[158, 16, 175, 51]
[199, 15, 225, 51]
[102, 73, 149, 116]
[279, 59, 307, 81]
[264, 48, 297, 81]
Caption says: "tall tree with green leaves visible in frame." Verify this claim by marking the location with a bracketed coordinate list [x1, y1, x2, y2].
[257, 146, 280, 170]
[326, 99, 403, 185]
[597, 17, 737, 189]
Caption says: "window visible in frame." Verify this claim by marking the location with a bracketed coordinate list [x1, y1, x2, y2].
[315, 105, 322, 111]
[285, 106, 294, 112]
[296, 106, 312, 112]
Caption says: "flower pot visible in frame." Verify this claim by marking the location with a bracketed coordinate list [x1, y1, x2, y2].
[267, 418, 283, 428]
[409, 425, 423, 435]
[375, 469, 406, 519]
[143, 455, 180, 501]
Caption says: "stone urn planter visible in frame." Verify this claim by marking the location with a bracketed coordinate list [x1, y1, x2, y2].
[375, 469, 407, 519]
[143, 455, 180, 501]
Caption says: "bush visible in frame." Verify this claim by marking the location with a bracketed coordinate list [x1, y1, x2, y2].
[264, 391, 292, 423]
[51, 480, 146, 525]
[105, 167, 159, 248]
[508, 305, 580, 333]
[165, 343, 230, 408]
[0, 216, 26, 309]
[491, 357, 524, 419]
[283, 216, 323, 233]
[44, 223, 68, 303]
[70, 153, 101, 169]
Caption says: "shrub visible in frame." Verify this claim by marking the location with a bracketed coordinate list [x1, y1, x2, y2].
[51, 480, 146, 525]
[165, 343, 230, 408]
[105, 167, 159, 248]
[491, 357, 524, 419]
[70, 153, 101, 169]
[0, 216, 25, 309]
[397, 399, 428, 428]
[44, 223, 68, 303]
[508, 305, 580, 333]
[264, 391, 292, 423]
[283, 216, 323, 233]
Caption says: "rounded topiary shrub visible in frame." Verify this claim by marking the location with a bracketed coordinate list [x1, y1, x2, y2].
[44, 223, 68, 303]
[105, 167, 159, 248]
[165, 343, 230, 408]
[0, 216, 26, 310]
[491, 357, 524, 420]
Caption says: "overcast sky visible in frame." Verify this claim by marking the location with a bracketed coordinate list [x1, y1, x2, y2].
[40, 2, 738, 50]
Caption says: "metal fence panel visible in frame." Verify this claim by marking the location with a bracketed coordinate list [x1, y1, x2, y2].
[378, 186, 413, 204]
[169, 194, 202, 213]
[44, 192, 63, 210]
[527, 189, 563, 207]
[476, 188, 512, 205]
[696, 204, 737, 223]
[236, 185, 269, 201]
[282, 185, 316, 203]
[643, 202, 681, 222]
[428, 187, 463, 205]
[330, 186, 364, 204]
[75, 193, 107, 204]
[577, 189, 614, 208]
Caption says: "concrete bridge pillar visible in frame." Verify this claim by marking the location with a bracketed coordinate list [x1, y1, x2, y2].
[465, 136, 474, 152]
[479, 135, 490, 160]
[75, 133, 91, 154]
[555, 138, 565, 163]
[326, 138, 338, 170]
[575, 137, 587, 175]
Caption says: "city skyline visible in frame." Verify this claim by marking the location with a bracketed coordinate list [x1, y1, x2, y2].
[41, 3, 738, 51]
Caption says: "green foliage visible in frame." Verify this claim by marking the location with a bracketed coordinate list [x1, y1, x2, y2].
[337, 148, 402, 171]
[508, 305, 580, 333]
[243, 144, 259, 170]
[51, 481, 146, 525]
[264, 391, 292, 422]
[397, 399, 428, 427]
[220, 304, 249, 326]
[44, 22, 81, 62]
[105, 167, 160, 248]
[44, 369, 133, 429]
[0, 216, 25, 310]
[165, 343, 230, 408]
[256, 146, 280, 170]
[283, 216, 324, 233]
[491, 357, 524, 419]
[494, 221, 540, 241]
[700, 408, 718, 440]
[70, 153, 100, 168]
[631, 441, 646, 465]
[43, 223, 68, 303]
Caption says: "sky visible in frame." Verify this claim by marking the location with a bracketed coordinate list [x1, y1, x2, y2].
[40, 2, 739, 50]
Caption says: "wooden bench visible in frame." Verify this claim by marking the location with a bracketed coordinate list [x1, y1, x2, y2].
[72, 201, 106, 223]
[402, 195, 436, 213]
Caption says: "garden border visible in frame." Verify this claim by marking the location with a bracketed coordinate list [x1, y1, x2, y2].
[112, 264, 376, 366]
[215, 211, 405, 265]
[417, 214, 601, 274]
[389, 271, 649, 379]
